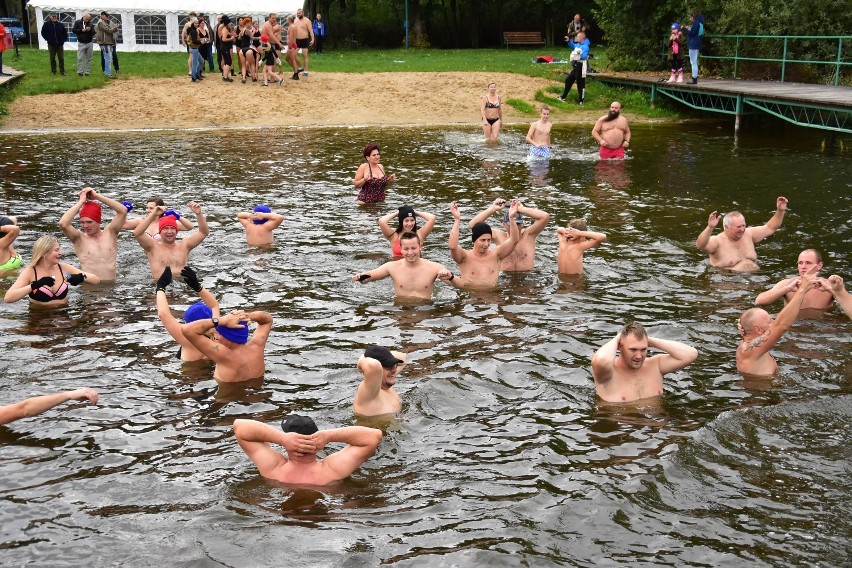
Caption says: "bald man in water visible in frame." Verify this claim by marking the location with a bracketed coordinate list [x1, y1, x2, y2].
[58, 187, 127, 281]
[591, 322, 698, 402]
[737, 265, 818, 375]
[696, 196, 788, 271]
[754, 249, 833, 313]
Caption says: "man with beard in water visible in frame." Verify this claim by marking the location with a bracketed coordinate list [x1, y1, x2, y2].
[353, 346, 407, 417]
[592, 101, 631, 159]
[591, 322, 698, 402]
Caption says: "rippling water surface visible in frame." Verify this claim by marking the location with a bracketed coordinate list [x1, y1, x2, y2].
[1, 121, 850, 566]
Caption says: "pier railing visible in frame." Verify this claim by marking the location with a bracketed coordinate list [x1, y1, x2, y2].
[701, 34, 850, 86]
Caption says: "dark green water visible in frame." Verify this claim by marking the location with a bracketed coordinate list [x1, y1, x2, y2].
[0, 121, 850, 566]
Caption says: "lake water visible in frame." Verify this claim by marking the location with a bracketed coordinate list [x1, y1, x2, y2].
[1, 120, 850, 567]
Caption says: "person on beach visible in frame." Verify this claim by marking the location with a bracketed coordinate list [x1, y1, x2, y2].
[218, 15, 236, 81]
[354, 346, 407, 417]
[592, 101, 631, 159]
[181, 309, 273, 382]
[591, 322, 699, 402]
[72, 12, 95, 76]
[180, 11, 198, 76]
[468, 198, 550, 272]
[154, 265, 220, 362]
[558, 31, 589, 104]
[526, 106, 553, 160]
[737, 265, 819, 376]
[556, 219, 607, 275]
[233, 415, 382, 485]
[449, 200, 519, 289]
[4, 235, 101, 308]
[353, 232, 463, 300]
[236, 18, 258, 83]
[96, 11, 120, 79]
[1, 388, 98, 425]
[695, 196, 788, 272]
[134, 202, 209, 278]
[58, 187, 127, 281]
[566, 13, 589, 41]
[666, 22, 686, 83]
[754, 249, 834, 313]
[817, 275, 852, 319]
[312, 13, 327, 54]
[355, 144, 396, 205]
[258, 36, 284, 86]
[41, 13, 68, 76]
[237, 205, 284, 246]
[0, 215, 22, 276]
[123, 197, 195, 239]
[284, 16, 300, 80]
[481, 82, 503, 141]
[292, 8, 314, 76]
[377, 205, 437, 259]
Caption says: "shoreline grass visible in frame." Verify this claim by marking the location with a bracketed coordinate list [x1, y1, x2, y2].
[0, 46, 682, 118]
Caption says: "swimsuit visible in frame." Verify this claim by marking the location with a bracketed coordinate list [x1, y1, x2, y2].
[484, 98, 500, 125]
[0, 252, 22, 271]
[28, 267, 68, 302]
[263, 44, 277, 66]
[296, 37, 309, 49]
[391, 236, 402, 257]
[486, 117, 500, 125]
[599, 146, 625, 160]
[357, 164, 389, 203]
[528, 145, 552, 160]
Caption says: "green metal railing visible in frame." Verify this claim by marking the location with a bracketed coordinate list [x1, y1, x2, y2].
[701, 34, 850, 86]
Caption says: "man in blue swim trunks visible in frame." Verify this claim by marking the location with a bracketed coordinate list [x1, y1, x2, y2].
[526, 106, 552, 160]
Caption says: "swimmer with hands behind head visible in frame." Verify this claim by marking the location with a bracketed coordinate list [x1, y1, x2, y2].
[233, 415, 382, 485]
[449, 200, 519, 289]
[468, 198, 550, 272]
[0, 215, 22, 276]
[58, 187, 127, 281]
[556, 219, 607, 275]
[237, 205, 284, 246]
[378, 205, 437, 259]
[181, 309, 272, 381]
[155, 265, 221, 362]
[354, 346, 407, 417]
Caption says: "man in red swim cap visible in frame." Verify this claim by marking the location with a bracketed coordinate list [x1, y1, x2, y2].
[133, 201, 209, 278]
[58, 186, 128, 281]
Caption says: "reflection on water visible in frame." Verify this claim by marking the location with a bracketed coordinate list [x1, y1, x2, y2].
[0, 122, 850, 566]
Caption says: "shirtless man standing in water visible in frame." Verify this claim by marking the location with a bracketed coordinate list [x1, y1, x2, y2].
[467, 198, 550, 272]
[526, 106, 553, 160]
[58, 187, 127, 281]
[592, 101, 631, 159]
[182, 309, 273, 382]
[292, 8, 314, 75]
[591, 322, 698, 403]
[134, 202, 209, 277]
[695, 196, 787, 271]
[449, 200, 519, 289]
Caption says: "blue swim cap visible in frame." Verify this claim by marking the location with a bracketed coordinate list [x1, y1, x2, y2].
[163, 209, 181, 220]
[123, 201, 134, 213]
[184, 301, 213, 323]
[253, 205, 272, 225]
[216, 321, 249, 344]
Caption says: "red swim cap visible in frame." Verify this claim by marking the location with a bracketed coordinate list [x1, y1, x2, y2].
[79, 201, 102, 223]
[260, 34, 269, 42]
[159, 215, 178, 233]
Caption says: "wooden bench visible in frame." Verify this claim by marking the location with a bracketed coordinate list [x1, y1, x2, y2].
[502, 31, 545, 49]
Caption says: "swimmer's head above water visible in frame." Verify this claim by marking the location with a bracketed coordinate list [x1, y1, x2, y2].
[253, 205, 272, 224]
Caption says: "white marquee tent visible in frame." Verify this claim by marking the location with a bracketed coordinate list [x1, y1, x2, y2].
[27, 0, 304, 52]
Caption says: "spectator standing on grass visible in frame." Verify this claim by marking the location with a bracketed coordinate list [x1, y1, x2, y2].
[96, 11, 119, 78]
[558, 31, 589, 104]
[313, 14, 327, 54]
[0, 20, 9, 77]
[41, 13, 68, 76]
[72, 13, 95, 76]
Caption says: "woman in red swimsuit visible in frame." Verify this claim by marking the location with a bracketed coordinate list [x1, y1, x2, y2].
[3, 235, 100, 308]
[354, 144, 396, 205]
[377, 205, 437, 259]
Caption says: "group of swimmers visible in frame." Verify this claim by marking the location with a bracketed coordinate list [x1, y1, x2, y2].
[2, 167, 851, 485]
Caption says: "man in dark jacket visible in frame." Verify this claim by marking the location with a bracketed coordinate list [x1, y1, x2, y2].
[686, 10, 704, 84]
[72, 12, 95, 76]
[41, 13, 68, 75]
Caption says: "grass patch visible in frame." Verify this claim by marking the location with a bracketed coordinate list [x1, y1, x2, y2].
[505, 98, 536, 114]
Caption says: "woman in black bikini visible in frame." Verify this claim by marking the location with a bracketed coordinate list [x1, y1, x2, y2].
[236, 18, 257, 83]
[354, 144, 397, 205]
[481, 82, 503, 141]
[3, 235, 100, 309]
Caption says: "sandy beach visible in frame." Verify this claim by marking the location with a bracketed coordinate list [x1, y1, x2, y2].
[0, 71, 609, 132]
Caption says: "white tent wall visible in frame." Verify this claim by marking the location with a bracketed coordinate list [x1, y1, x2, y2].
[28, 1, 305, 52]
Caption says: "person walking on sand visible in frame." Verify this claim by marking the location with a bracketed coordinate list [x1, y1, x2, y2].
[292, 8, 314, 76]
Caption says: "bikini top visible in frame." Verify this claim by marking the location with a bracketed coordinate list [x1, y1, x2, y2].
[29, 267, 69, 302]
[391, 235, 402, 257]
[485, 98, 500, 109]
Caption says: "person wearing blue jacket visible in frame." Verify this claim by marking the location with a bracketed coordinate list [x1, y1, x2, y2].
[312, 13, 327, 54]
[686, 10, 704, 84]
[41, 13, 68, 75]
[558, 31, 590, 104]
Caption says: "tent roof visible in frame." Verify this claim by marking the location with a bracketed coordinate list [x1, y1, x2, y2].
[27, 0, 304, 16]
